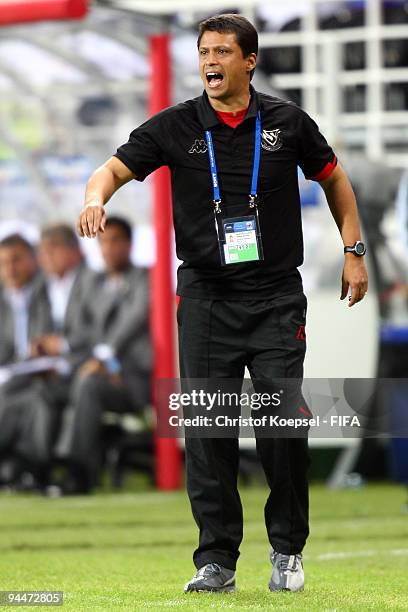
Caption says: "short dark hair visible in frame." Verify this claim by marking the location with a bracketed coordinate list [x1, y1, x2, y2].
[197, 14, 258, 80]
[41, 223, 79, 249]
[105, 216, 132, 242]
[0, 233, 35, 254]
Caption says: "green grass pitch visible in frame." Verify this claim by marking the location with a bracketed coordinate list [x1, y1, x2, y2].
[0, 484, 407, 611]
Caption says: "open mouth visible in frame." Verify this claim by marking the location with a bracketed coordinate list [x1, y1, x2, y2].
[206, 72, 224, 88]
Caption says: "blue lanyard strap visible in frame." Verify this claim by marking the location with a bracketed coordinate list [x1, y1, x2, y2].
[205, 110, 262, 212]
[251, 111, 262, 200]
[204, 129, 221, 204]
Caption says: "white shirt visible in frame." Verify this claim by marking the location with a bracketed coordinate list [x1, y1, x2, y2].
[103, 274, 126, 294]
[4, 284, 34, 359]
[46, 269, 77, 330]
[92, 273, 126, 369]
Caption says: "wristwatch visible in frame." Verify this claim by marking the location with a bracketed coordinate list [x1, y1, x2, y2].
[344, 241, 366, 256]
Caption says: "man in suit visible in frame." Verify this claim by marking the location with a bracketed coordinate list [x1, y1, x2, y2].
[20, 224, 96, 481]
[34, 224, 94, 370]
[67, 216, 151, 493]
[0, 234, 54, 483]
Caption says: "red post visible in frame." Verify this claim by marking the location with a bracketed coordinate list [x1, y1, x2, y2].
[0, 0, 88, 25]
[149, 33, 182, 490]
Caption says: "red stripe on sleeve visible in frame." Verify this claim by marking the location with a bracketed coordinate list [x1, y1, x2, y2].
[309, 154, 338, 182]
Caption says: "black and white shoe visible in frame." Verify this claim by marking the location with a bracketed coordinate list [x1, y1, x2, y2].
[184, 563, 236, 593]
[269, 550, 304, 592]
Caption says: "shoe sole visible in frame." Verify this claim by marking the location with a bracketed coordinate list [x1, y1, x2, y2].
[185, 585, 236, 593]
[269, 584, 304, 593]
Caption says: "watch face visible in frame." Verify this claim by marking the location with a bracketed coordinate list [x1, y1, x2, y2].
[355, 242, 365, 255]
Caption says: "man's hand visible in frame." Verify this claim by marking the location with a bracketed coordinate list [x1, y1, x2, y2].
[77, 158, 136, 238]
[340, 256, 368, 307]
[31, 334, 65, 357]
[77, 203, 106, 238]
[78, 358, 123, 385]
[78, 358, 108, 378]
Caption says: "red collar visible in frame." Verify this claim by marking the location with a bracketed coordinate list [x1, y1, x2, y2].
[215, 107, 248, 128]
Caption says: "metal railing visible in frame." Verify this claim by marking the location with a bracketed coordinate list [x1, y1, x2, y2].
[257, 0, 408, 168]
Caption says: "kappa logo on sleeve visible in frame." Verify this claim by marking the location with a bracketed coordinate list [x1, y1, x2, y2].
[261, 128, 283, 152]
[188, 139, 208, 154]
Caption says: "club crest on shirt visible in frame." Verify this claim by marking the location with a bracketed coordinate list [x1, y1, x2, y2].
[261, 128, 283, 152]
[188, 139, 208, 154]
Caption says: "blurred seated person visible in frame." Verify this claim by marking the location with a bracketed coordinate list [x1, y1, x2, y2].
[0, 234, 54, 487]
[67, 216, 151, 493]
[34, 224, 94, 369]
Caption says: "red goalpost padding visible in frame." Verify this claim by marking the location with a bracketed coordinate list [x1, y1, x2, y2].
[149, 33, 182, 490]
[0, 0, 88, 25]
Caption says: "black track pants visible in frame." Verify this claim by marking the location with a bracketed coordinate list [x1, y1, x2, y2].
[177, 294, 310, 571]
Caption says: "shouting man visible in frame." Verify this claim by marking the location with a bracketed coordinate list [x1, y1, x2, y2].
[76, 14, 368, 594]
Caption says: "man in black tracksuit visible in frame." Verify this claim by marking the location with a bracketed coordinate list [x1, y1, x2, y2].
[77, 14, 368, 594]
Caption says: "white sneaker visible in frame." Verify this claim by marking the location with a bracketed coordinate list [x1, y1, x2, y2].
[269, 550, 304, 592]
[184, 562, 236, 593]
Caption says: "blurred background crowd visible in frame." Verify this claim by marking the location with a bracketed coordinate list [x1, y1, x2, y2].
[0, 0, 408, 496]
[0, 219, 152, 495]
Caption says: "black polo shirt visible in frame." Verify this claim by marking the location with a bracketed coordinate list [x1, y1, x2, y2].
[115, 86, 337, 300]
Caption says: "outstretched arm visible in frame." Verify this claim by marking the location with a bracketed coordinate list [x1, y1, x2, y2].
[77, 156, 136, 238]
[319, 163, 368, 307]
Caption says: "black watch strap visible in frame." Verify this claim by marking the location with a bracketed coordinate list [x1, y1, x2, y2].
[344, 241, 366, 256]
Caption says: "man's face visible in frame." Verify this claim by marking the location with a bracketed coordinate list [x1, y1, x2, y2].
[99, 225, 131, 273]
[38, 238, 81, 278]
[198, 31, 256, 104]
[0, 244, 37, 289]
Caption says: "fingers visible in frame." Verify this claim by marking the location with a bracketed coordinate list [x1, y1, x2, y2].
[348, 280, 368, 307]
[79, 359, 106, 379]
[76, 204, 105, 238]
[93, 206, 106, 234]
[30, 337, 43, 357]
[340, 277, 349, 300]
[348, 285, 361, 307]
[342, 259, 368, 307]
[100, 208, 106, 232]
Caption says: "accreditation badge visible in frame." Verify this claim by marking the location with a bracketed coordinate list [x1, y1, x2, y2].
[217, 213, 264, 266]
[206, 110, 264, 266]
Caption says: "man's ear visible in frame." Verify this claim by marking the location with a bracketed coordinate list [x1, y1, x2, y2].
[246, 53, 257, 73]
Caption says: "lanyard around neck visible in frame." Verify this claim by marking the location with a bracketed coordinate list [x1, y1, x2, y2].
[205, 110, 261, 214]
